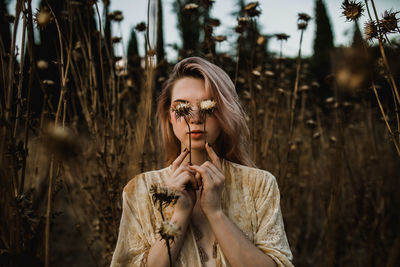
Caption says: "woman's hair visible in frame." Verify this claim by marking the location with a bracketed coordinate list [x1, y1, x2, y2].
[157, 57, 255, 167]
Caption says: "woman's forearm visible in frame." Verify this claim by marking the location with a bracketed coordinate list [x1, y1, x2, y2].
[147, 210, 191, 267]
[207, 210, 277, 267]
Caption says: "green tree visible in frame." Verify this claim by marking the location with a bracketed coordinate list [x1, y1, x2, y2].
[310, 0, 334, 100]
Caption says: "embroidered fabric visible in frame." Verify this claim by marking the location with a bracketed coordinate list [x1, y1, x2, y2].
[110, 160, 294, 267]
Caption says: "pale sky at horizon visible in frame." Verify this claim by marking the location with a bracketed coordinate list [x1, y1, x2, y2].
[7, 0, 400, 61]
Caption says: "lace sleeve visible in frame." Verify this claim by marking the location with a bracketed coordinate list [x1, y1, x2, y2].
[252, 172, 294, 267]
[110, 187, 150, 267]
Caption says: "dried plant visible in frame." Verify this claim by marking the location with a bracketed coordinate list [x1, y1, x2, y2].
[171, 102, 193, 163]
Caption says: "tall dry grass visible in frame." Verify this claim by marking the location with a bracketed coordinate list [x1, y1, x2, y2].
[0, 1, 399, 267]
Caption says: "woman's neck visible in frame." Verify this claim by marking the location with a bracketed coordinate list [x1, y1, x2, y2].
[182, 149, 208, 166]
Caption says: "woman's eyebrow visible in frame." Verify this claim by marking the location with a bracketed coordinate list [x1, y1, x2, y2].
[172, 99, 189, 103]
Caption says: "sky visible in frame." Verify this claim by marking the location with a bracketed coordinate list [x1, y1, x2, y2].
[7, 0, 400, 61]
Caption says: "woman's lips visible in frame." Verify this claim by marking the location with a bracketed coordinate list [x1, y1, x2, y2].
[189, 131, 204, 139]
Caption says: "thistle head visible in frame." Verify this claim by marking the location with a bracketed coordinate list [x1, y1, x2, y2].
[171, 102, 193, 121]
[199, 99, 217, 117]
[159, 220, 181, 242]
[297, 13, 311, 30]
[341, 0, 364, 22]
[150, 185, 179, 208]
[34, 7, 53, 30]
[364, 20, 379, 41]
[379, 9, 399, 34]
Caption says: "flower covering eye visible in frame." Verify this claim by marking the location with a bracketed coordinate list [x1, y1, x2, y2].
[171, 102, 193, 120]
[198, 99, 217, 116]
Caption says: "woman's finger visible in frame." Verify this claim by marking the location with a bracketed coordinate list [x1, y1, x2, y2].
[205, 161, 224, 182]
[189, 165, 213, 187]
[206, 143, 222, 169]
[171, 148, 189, 172]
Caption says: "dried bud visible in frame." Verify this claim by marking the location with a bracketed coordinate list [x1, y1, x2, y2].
[171, 102, 193, 120]
[135, 22, 147, 32]
[275, 33, 290, 41]
[34, 7, 53, 30]
[341, 0, 364, 21]
[37, 60, 48, 70]
[297, 13, 311, 30]
[159, 220, 181, 242]
[150, 185, 179, 208]
[244, 2, 261, 17]
[379, 9, 399, 34]
[111, 36, 122, 44]
[214, 35, 227, 42]
[184, 3, 199, 11]
[199, 100, 216, 116]
[237, 16, 250, 26]
[364, 20, 378, 40]
[298, 13, 311, 22]
[108, 10, 122, 21]
[208, 18, 220, 27]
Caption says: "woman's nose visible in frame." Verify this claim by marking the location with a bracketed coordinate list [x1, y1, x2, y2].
[189, 108, 203, 124]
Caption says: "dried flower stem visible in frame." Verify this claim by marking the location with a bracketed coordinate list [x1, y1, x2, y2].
[372, 82, 400, 156]
[289, 27, 305, 138]
[184, 117, 192, 164]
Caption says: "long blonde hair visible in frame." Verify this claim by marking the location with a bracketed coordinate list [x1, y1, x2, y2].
[157, 57, 254, 167]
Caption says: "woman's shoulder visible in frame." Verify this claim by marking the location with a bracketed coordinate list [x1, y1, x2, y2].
[223, 159, 278, 193]
[123, 165, 171, 196]
[224, 159, 276, 181]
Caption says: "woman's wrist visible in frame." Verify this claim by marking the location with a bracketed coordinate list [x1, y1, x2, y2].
[203, 208, 224, 221]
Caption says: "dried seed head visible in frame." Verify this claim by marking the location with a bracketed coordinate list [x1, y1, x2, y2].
[184, 3, 199, 11]
[306, 119, 317, 128]
[34, 7, 53, 30]
[257, 36, 266, 45]
[171, 102, 193, 120]
[159, 220, 181, 242]
[199, 100, 216, 116]
[108, 10, 123, 21]
[341, 0, 364, 21]
[214, 35, 227, 42]
[264, 70, 274, 77]
[37, 60, 48, 70]
[111, 36, 123, 44]
[298, 13, 311, 22]
[237, 16, 250, 26]
[208, 18, 220, 27]
[135, 22, 147, 32]
[364, 20, 378, 40]
[150, 185, 180, 207]
[275, 33, 290, 41]
[379, 9, 399, 34]
[244, 2, 261, 17]
[297, 22, 308, 30]
[297, 13, 311, 30]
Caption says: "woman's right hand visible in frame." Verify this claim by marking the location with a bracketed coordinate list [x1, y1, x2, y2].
[165, 149, 199, 215]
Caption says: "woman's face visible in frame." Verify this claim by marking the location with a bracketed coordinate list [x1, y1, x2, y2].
[169, 77, 221, 152]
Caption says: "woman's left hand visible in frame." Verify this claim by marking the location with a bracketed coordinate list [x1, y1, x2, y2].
[188, 143, 225, 217]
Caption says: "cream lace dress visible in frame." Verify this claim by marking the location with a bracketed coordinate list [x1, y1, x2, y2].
[110, 160, 293, 267]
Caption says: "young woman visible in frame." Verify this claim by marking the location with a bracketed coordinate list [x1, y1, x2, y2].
[110, 57, 293, 267]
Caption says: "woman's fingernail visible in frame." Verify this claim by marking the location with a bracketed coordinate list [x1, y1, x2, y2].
[183, 148, 188, 152]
